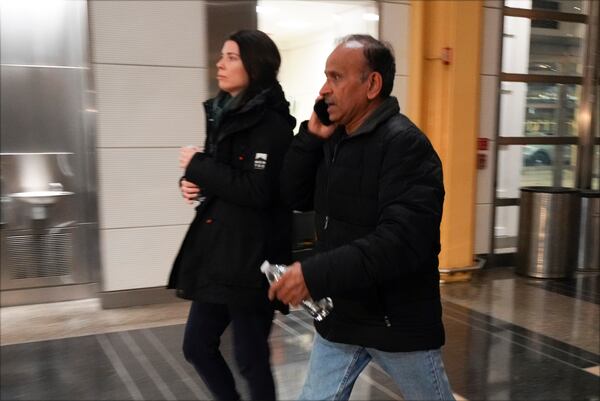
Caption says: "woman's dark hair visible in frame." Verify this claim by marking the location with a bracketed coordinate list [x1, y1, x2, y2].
[227, 29, 281, 101]
[338, 34, 396, 99]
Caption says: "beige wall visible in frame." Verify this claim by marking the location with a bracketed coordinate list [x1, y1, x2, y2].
[380, 0, 411, 113]
[89, 1, 207, 292]
[279, 32, 337, 126]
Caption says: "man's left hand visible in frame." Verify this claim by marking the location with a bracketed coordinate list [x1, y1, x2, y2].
[268, 262, 310, 306]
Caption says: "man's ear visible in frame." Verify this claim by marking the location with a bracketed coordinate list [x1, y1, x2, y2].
[366, 72, 383, 100]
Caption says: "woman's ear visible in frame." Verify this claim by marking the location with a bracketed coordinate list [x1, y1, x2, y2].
[366, 72, 383, 100]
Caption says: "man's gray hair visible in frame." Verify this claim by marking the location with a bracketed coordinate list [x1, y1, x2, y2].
[337, 34, 396, 98]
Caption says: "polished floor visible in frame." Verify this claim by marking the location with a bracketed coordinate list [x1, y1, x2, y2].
[1, 267, 599, 400]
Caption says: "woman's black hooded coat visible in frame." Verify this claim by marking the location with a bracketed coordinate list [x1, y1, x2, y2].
[168, 84, 295, 306]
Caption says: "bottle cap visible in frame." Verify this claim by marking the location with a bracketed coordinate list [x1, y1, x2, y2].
[260, 260, 271, 274]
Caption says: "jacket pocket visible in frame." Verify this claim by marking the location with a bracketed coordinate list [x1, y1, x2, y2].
[330, 297, 388, 327]
[202, 217, 266, 289]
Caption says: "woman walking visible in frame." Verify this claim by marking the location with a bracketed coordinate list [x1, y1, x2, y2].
[168, 30, 295, 401]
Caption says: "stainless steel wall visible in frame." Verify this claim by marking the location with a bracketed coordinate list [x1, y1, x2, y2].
[0, 0, 100, 304]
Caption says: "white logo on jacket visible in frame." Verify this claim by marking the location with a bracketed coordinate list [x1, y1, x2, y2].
[254, 153, 268, 170]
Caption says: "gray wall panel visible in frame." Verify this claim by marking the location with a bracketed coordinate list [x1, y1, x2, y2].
[90, 0, 206, 67]
[94, 65, 206, 148]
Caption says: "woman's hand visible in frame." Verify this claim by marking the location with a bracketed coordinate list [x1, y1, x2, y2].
[179, 146, 201, 169]
[180, 179, 201, 205]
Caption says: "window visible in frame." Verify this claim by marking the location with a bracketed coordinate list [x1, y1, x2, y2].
[492, 0, 594, 258]
[499, 83, 580, 137]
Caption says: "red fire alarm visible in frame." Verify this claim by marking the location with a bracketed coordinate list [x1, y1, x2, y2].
[477, 138, 489, 151]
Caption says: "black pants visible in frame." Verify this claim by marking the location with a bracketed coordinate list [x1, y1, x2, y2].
[182, 301, 275, 401]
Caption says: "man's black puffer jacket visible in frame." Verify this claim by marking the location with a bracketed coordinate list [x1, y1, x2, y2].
[281, 97, 446, 352]
[168, 83, 295, 306]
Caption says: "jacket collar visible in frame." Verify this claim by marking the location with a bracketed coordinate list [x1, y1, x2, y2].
[204, 93, 266, 144]
[348, 96, 400, 138]
[204, 84, 295, 144]
[324, 96, 400, 159]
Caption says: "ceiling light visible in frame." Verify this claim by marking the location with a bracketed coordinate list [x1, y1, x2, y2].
[362, 13, 379, 21]
[256, 5, 279, 15]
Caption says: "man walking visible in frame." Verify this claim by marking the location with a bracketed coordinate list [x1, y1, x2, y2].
[269, 34, 455, 401]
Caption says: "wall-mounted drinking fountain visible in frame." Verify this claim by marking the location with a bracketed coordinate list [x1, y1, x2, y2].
[8, 183, 74, 220]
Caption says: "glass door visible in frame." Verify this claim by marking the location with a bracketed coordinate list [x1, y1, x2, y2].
[492, 0, 597, 257]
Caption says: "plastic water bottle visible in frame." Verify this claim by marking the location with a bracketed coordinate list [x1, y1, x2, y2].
[261, 260, 333, 321]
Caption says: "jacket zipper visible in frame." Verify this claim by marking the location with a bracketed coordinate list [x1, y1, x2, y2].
[321, 131, 391, 328]
[324, 139, 342, 230]
[207, 118, 216, 155]
[321, 123, 396, 328]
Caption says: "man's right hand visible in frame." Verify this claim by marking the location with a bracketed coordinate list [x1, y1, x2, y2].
[268, 262, 310, 306]
[180, 179, 201, 205]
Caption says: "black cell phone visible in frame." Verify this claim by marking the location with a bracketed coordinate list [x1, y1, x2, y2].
[313, 98, 333, 126]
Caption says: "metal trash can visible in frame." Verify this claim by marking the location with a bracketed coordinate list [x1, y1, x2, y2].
[517, 186, 580, 278]
[577, 190, 600, 272]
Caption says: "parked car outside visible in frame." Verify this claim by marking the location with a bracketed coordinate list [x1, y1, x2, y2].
[522, 145, 573, 166]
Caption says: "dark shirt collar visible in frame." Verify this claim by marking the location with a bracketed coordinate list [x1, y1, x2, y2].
[348, 96, 400, 138]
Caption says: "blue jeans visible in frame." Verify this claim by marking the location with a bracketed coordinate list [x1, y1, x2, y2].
[299, 333, 455, 401]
